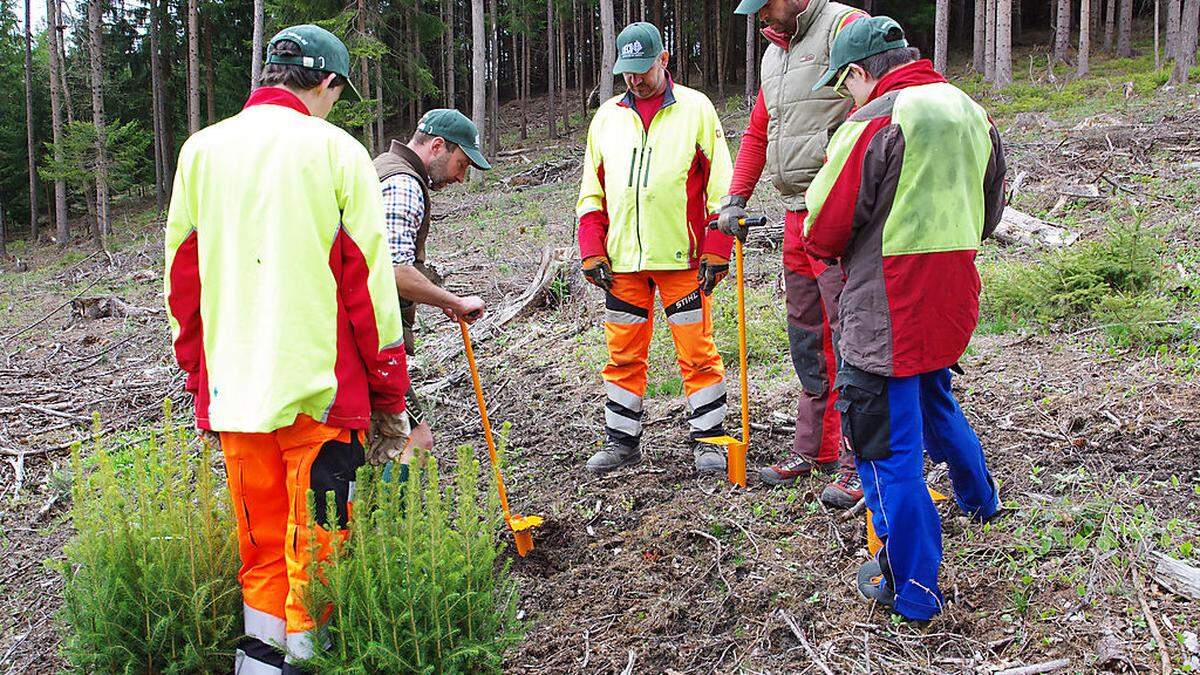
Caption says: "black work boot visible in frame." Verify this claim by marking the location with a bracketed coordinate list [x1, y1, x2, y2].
[586, 439, 642, 474]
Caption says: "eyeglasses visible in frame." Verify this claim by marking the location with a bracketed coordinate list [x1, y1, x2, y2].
[832, 66, 853, 99]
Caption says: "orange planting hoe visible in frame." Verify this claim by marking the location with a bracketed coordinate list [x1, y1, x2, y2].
[865, 487, 949, 556]
[698, 215, 768, 487]
[459, 319, 543, 556]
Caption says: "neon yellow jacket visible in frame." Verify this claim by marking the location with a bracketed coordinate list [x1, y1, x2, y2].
[576, 80, 735, 273]
[164, 89, 409, 433]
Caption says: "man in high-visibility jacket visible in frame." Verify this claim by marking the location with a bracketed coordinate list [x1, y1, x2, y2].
[577, 22, 735, 475]
[165, 25, 411, 673]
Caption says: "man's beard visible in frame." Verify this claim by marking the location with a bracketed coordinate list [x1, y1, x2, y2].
[428, 153, 453, 190]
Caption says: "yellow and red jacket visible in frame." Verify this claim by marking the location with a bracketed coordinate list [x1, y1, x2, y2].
[576, 79, 734, 273]
[165, 88, 409, 432]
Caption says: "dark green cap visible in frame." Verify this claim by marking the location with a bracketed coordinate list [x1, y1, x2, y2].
[733, 0, 768, 15]
[416, 109, 491, 170]
[813, 16, 910, 91]
[613, 22, 665, 75]
[266, 25, 361, 100]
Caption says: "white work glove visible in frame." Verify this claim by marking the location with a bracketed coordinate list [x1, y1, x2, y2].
[366, 410, 412, 466]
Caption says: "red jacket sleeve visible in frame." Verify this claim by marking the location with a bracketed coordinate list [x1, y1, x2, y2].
[728, 90, 769, 200]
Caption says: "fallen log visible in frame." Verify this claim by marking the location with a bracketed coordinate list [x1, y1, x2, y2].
[1151, 551, 1200, 601]
[994, 658, 1071, 675]
[71, 296, 163, 320]
[992, 207, 1079, 248]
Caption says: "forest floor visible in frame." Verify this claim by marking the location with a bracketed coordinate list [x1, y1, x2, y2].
[3, 49, 1200, 673]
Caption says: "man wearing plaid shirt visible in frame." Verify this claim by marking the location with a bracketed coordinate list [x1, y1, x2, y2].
[374, 109, 491, 455]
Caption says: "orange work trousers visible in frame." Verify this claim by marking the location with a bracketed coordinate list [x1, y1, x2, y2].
[220, 414, 364, 674]
[602, 269, 727, 445]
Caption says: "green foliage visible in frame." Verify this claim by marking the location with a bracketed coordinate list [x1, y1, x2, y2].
[59, 406, 241, 673]
[40, 120, 153, 198]
[302, 444, 523, 673]
[981, 211, 1192, 346]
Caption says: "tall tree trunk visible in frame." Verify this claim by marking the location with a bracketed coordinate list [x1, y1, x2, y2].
[187, 0, 200, 135]
[745, 13, 755, 104]
[88, 0, 109, 243]
[600, 0, 616, 100]
[1155, 0, 1161, 67]
[489, 0, 502, 152]
[374, 56, 384, 149]
[47, 0, 69, 243]
[520, 31, 529, 140]
[985, 0, 996, 80]
[995, 0, 1012, 85]
[251, 0, 263, 87]
[0, 203, 6, 258]
[675, 0, 687, 82]
[575, 0, 586, 116]
[148, 0, 165, 213]
[1105, 0, 1117, 51]
[204, 15, 215, 124]
[24, 0, 39, 243]
[1172, 0, 1199, 83]
[1054, 0, 1071, 63]
[1013, 0, 1023, 43]
[157, 0, 174, 193]
[935, 0, 950, 72]
[548, 0, 558, 138]
[974, 0, 987, 71]
[701, 0, 712, 87]
[471, 0, 486, 181]
[559, 6, 569, 131]
[357, 0, 372, 153]
[1167, 0, 1182, 59]
[1117, 0, 1134, 56]
[446, 0, 457, 107]
[716, 3, 725, 95]
[1080, 0, 1093, 74]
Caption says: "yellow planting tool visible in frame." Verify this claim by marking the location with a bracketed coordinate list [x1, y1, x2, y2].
[460, 319, 543, 556]
[865, 486, 949, 556]
[697, 215, 767, 487]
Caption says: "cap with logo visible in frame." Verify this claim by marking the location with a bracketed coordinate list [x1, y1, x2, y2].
[265, 24, 361, 100]
[733, 0, 769, 15]
[812, 16, 910, 91]
[613, 22, 665, 75]
[417, 109, 492, 170]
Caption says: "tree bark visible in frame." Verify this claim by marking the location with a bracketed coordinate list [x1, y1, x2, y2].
[374, 54, 384, 149]
[574, 0, 585, 117]
[47, 0, 69, 243]
[251, 0, 263, 88]
[187, 0, 200, 135]
[1167, 0, 1182, 59]
[157, 0, 174, 192]
[974, 0, 987, 71]
[1054, 0, 1071, 63]
[674, 0, 687, 83]
[1172, 0, 1199, 83]
[935, 0, 950, 72]
[490, 0, 502, 152]
[148, 0, 165, 213]
[204, 15, 215, 125]
[599, 0, 616, 100]
[471, 0, 486, 182]
[995, 0, 1012, 85]
[1117, 0, 1134, 56]
[559, 6, 569, 131]
[446, 0, 457, 107]
[24, 0, 39, 243]
[1105, 0, 1116, 51]
[716, 3, 725, 95]
[546, 0, 557, 139]
[1155, 0, 1161, 68]
[985, 0, 996, 80]
[745, 13, 756, 104]
[357, 0, 372, 153]
[0, 203, 6, 258]
[1079, 0, 1093, 74]
[88, 0, 109, 243]
[520, 31, 529, 140]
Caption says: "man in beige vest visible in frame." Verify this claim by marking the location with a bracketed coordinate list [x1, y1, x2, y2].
[375, 109, 489, 463]
[718, 0, 866, 508]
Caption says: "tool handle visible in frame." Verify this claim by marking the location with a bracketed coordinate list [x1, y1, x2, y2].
[738, 215, 768, 229]
[734, 240, 750, 446]
[459, 319, 513, 521]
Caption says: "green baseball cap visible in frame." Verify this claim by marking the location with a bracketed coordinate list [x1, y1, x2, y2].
[416, 109, 491, 170]
[812, 16, 910, 91]
[613, 22, 665, 75]
[733, 0, 769, 15]
[266, 25, 361, 100]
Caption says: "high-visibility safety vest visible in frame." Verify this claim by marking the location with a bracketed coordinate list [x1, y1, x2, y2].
[576, 80, 734, 273]
[164, 88, 409, 433]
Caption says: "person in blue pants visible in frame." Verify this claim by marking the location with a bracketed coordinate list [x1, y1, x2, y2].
[801, 17, 1008, 622]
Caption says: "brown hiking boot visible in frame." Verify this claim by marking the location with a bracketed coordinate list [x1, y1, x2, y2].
[820, 469, 864, 509]
[758, 454, 837, 487]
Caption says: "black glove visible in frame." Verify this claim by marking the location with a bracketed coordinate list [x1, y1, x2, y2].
[582, 255, 614, 291]
[697, 253, 730, 296]
[716, 195, 750, 241]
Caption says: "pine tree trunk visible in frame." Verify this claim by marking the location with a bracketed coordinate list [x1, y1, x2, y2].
[716, 4, 725, 95]
[1013, 0, 1023, 43]
[374, 56, 384, 148]
[446, 0, 457, 107]
[520, 32, 529, 140]
[745, 13, 755, 104]
[985, 0, 996, 80]
[935, 0, 950, 72]
[1105, 0, 1117, 51]
[157, 0, 174, 193]
[47, 0, 69, 243]
[251, 0, 263, 87]
[559, 7, 569, 131]
[24, 0, 39, 243]
[574, 0, 585, 116]
[701, 0, 712, 87]
[88, 0, 109, 243]
[148, 0, 165, 213]
[974, 0, 987, 71]
[1167, 0, 1182, 59]
[204, 15, 215, 125]
[1155, 0, 1161, 67]
[1117, 0, 1134, 56]
[187, 0, 200, 135]
[490, 0, 502, 152]
[995, 0, 1012, 85]
[674, 0, 686, 82]
[600, 0, 616, 100]
[1054, 0, 1071, 63]
[1079, 0, 1093, 74]
[547, 0, 557, 138]
[471, 0, 486, 181]
[0, 203, 6, 258]
[1172, 0, 1199, 83]
[357, 0, 372, 153]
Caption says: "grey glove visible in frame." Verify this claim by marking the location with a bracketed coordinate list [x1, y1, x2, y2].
[716, 195, 749, 241]
[367, 410, 412, 466]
